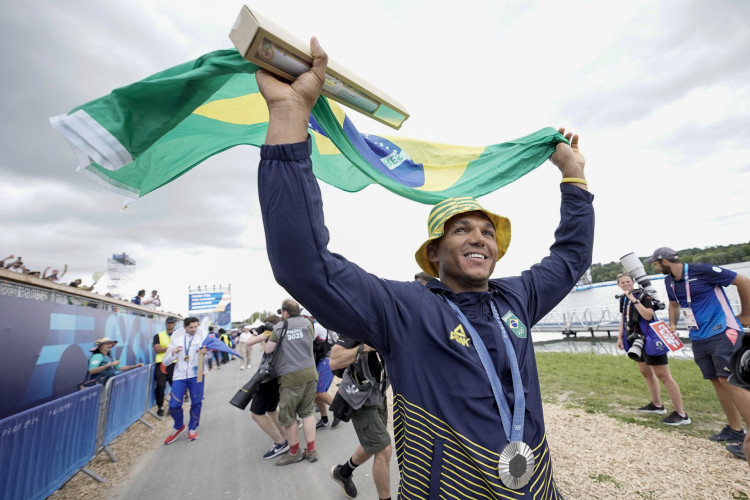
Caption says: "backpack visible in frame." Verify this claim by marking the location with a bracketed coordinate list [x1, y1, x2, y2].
[313, 329, 333, 365]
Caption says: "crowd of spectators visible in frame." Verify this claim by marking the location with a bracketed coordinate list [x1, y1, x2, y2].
[2, 253, 98, 289]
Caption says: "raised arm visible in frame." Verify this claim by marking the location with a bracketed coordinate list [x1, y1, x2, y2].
[255, 38, 418, 356]
[507, 133, 594, 324]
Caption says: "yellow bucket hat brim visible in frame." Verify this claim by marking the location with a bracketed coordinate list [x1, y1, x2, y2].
[414, 197, 511, 277]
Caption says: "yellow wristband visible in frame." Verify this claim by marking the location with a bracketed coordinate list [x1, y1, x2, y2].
[561, 177, 587, 185]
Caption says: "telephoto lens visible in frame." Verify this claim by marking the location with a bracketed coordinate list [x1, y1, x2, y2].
[627, 336, 645, 360]
[229, 378, 256, 409]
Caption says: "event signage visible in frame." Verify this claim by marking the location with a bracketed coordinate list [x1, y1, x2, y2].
[188, 292, 226, 311]
[649, 321, 685, 352]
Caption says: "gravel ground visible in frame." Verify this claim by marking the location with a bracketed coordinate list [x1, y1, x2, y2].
[50, 402, 749, 499]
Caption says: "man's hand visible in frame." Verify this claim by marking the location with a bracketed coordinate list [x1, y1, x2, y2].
[258, 37, 328, 145]
[550, 128, 586, 190]
[737, 312, 750, 328]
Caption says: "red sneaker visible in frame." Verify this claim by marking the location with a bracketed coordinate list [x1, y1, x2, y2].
[164, 425, 185, 445]
[188, 430, 199, 441]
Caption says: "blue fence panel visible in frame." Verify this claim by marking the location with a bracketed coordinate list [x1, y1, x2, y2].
[0, 385, 101, 500]
[103, 365, 150, 445]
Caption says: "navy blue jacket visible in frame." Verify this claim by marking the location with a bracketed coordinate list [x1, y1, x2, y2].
[259, 138, 594, 499]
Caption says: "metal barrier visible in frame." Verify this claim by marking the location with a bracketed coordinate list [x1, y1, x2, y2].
[0, 362, 165, 499]
[0, 386, 103, 500]
[96, 365, 154, 463]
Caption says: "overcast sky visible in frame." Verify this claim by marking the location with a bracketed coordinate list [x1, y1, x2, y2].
[2, 0, 749, 320]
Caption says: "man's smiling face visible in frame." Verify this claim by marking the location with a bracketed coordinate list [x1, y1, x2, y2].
[428, 211, 498, 293]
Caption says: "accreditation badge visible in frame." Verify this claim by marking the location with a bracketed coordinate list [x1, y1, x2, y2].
[680, 308, 699, 330]
[498, 441, 535, 489]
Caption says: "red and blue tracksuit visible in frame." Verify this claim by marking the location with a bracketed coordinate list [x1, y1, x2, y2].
[259, 138, 594, 499]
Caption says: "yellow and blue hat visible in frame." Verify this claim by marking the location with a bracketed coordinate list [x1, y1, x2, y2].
[414, 197, 511, 277]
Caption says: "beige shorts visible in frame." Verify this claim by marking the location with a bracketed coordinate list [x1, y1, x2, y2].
[278, 379, 317, 427]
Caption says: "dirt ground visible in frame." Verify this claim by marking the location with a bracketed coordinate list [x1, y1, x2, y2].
[49, 400, 749, 500]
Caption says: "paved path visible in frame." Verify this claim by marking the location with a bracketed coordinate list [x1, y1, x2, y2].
[107, 348, 399, 499]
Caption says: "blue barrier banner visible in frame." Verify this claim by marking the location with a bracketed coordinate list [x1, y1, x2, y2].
[103, 365, 150, 445]
[0, 385, 101, 500]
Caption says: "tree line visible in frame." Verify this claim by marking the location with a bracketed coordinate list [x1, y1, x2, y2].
[589, 241, 750, 284]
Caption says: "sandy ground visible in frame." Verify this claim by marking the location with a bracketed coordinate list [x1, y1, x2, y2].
[49, 398, 749, 500]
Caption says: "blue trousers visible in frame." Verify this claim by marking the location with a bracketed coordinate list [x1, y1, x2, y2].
[169, 377, 204, 431]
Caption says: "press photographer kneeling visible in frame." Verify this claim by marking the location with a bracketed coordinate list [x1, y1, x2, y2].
[617, 273, 691, 425]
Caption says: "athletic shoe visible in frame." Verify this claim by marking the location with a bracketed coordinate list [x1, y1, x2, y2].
[638, 402, 666, 414]
[662, 411, 691, 426]
[709, 425, 747, 443]
[297, 419, 303, 429]
[183, 394, 190, 403]
[188, 430, 198, 441]
[330, 465, 358, 498]
[263, 440, 289, 460]
[331, 417, 342, 428]
[276, 450, 304, 466]
[727, 443, 746, 460]
[240, 366, 245, 370]
[164, 425, 185, 445]
[316, 418, 332, 429]
[304, 448, 319, 462]
[156, 407, 164, 417]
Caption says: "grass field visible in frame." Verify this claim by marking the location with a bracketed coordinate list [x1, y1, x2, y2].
[536, 350, 732, 439]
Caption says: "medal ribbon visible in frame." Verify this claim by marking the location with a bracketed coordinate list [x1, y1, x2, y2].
[446, 300, 525, 443]
[184, 332, 195, 366]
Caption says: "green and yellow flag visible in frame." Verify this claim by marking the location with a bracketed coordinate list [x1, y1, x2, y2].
[50, 49, 566, 205]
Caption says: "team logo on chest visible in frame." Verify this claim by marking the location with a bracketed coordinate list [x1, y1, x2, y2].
[449, 324, 470, 347]
[502, 311, 527, 339]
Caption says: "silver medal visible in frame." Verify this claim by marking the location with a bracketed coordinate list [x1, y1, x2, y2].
[498, 441, 535, 489]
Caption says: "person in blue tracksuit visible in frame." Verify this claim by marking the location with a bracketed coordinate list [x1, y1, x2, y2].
[255, 38, 593, 499]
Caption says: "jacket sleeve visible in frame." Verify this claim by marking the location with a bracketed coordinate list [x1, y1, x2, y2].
[502, 183, 595, 325]
[258, 138, 418, 357]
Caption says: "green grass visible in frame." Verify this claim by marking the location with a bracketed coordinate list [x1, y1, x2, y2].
[536, 349, 727, 438]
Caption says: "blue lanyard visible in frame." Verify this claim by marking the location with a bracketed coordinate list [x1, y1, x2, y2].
[446, 300, 525, 443]
[670, 263, 692, 306]
[184, 333, 195, 363]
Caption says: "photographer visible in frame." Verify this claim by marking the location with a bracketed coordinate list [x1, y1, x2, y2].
[243, 315, 290, 460]
[617, 273, 690, 425]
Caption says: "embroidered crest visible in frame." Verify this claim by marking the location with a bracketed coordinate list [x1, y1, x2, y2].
[502, 311, 527, 339]
[449, 324, 470, 347]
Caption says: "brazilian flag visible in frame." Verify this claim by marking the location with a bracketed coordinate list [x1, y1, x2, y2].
[50, 49, 566, 205]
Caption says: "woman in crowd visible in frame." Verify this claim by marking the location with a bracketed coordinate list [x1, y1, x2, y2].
[617, 273, 690, 425]
[86, 337, 143, 386]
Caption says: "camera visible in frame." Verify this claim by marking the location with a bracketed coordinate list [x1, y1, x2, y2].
[620, 252, 665, 310]
[729, 334, 750, 390]
[626, 331, 645, 360]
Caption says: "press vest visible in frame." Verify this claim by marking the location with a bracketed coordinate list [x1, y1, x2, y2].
[155, 330, 172, 363]
[275, 316, 315, 376]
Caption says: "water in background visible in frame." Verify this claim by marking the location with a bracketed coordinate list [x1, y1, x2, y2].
[532, 261, 750, 357]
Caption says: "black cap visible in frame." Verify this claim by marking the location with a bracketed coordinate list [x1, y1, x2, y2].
[166, 316, 177, 323]
[644, 247, 678, 264]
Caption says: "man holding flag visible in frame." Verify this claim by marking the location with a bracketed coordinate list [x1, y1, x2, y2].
[161, 317, 240, 444]
[254, 37, 592, 499]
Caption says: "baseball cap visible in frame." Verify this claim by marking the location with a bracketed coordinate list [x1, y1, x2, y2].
[166, 316, 177, 323]
[415, 197, 511, 277]
[644, 247, 679, 264]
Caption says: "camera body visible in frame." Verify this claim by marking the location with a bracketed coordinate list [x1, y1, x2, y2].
[729, 334, 750, 391]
